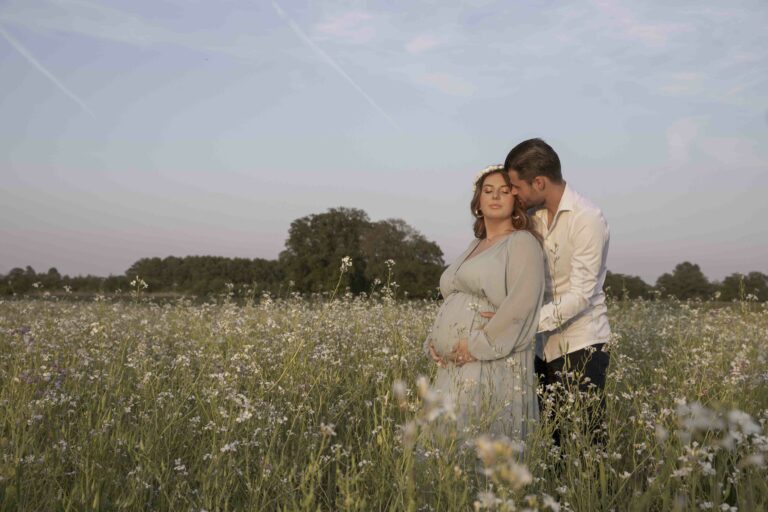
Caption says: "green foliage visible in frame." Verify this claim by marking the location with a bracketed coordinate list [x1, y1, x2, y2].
[0, 266, 129, 296]
[604, 271, 653, 299]
[656, 261, 714, 300]
[719, 272, 768, 302]
[125, 255, 284, 296]
[280, 207, 372, 294]
[360, 218, 444, 298]
[280, 208, 445, 298]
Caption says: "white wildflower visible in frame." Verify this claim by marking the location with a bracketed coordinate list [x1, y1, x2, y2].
[320, 422, 336, 437]
[220, 441, 239, 453]
[542, 493, 561, 512]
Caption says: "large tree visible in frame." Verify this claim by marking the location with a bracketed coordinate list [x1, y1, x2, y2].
[279, 208, 445, 298]
[360, 218, 444, 298]
[656, 261, 713, 300]
[279, 207, 371, 294]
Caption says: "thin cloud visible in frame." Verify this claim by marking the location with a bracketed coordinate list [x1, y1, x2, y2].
[314, 11, 374, 44]
[659, 72, 701, 95]
[699, 136, 766, 169]
[667, 117, 766, 170]
[590, 0, 691, 49]
[666, 117, 701, 165]
[406, 34, 440, 55]
[0, 0, 271, 63]
[271, 1, 397, 129]
[418, 72, 473, 96]
[0, 25, 95, 117]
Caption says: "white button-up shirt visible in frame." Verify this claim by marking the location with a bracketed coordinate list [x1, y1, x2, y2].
[532, 184, 611, 362]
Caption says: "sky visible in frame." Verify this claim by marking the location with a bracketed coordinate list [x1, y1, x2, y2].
[1, 0, 767, 284]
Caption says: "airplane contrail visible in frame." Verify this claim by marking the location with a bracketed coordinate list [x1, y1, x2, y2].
[271, 1, 398, 129]
[0, 25, 96, 118]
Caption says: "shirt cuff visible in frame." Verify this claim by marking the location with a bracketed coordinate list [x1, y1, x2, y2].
[537, 304, 558, 332]
[467, 329, 502, 361]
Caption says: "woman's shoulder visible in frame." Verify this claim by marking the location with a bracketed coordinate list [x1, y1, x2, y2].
[466, 238, 481, 249]
[455, 238, 480, 258]
[445, 239, 479, 269]
[507, 229, 539, 244]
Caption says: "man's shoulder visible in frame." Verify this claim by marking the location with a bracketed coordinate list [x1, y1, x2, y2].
[568, 187, 602, 212]
[568, 187, 607, 223]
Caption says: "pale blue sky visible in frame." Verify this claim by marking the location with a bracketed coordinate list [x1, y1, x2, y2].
[1, 0, 766, 283]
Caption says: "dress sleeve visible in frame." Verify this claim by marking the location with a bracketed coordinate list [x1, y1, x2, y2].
[467, 232, 545, 361]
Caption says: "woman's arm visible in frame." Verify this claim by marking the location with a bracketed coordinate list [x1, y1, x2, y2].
[466, 232, 545, 361]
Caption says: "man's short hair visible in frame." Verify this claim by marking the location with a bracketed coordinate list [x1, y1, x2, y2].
[504, 138, 562, 183]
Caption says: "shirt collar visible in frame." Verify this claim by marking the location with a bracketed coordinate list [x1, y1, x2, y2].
[556, 182, 576, 214]
[531, 182, 575, 219]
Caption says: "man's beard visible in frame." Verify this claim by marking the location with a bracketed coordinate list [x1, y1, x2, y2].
[521, 197, 545, 212]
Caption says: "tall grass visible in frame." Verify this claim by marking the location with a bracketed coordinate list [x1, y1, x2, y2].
[1, 293, 766, 510]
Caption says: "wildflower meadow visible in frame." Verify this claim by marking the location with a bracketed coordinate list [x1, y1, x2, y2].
[1, 281, 767, 511]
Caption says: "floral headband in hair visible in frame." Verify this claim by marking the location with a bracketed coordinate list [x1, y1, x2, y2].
[472, 164, 504, 192]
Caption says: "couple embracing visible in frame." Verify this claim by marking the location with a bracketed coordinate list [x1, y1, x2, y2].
[424, 138, 611, 447]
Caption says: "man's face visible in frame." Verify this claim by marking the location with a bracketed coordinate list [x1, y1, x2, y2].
[507, 169, 544, 209]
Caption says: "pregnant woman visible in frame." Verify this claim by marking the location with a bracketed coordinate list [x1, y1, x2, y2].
[425, 165, 545, 442]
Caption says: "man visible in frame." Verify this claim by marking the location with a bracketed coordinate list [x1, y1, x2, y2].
[495, 138, 611, 446]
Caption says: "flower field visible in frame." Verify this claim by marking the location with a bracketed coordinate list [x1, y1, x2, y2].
[1, 294, 767, 511]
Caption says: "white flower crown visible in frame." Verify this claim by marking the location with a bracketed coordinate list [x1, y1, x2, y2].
[473, 164, 504, 192]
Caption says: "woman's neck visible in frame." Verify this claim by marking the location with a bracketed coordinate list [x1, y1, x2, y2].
[483, 218, 514, 240]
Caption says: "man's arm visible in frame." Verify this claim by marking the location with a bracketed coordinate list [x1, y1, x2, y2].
[538, 209, 608, 332]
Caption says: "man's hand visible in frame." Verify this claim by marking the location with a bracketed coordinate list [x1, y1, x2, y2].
[448, 339, 477, 367]
[479, 311, 495, 320]
[428, 342, 446, 368]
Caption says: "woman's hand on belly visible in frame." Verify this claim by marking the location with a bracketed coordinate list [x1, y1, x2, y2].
[445, 338, 478, 367]
[427, 341, 447, 368]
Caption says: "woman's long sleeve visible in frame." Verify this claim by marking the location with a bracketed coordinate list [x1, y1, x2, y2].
[467, 232, 545, 361]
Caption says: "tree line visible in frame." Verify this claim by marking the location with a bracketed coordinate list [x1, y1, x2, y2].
[605, 262, 768, 301]
[0, 208, 443, 299]
[1, 207, 766, 301]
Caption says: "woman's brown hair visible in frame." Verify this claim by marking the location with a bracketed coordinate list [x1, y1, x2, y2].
[470, 168, 542, 243]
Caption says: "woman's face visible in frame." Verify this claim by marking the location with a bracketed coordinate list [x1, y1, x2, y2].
[478, 172, 515, 221]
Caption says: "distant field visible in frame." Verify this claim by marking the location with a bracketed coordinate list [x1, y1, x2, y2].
[1, 296, 766, 511]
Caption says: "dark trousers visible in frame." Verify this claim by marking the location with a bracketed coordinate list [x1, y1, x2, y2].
[534, 344, 609, 446]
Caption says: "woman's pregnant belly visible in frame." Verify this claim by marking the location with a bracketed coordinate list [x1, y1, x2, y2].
[428, 292, 496, 357]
